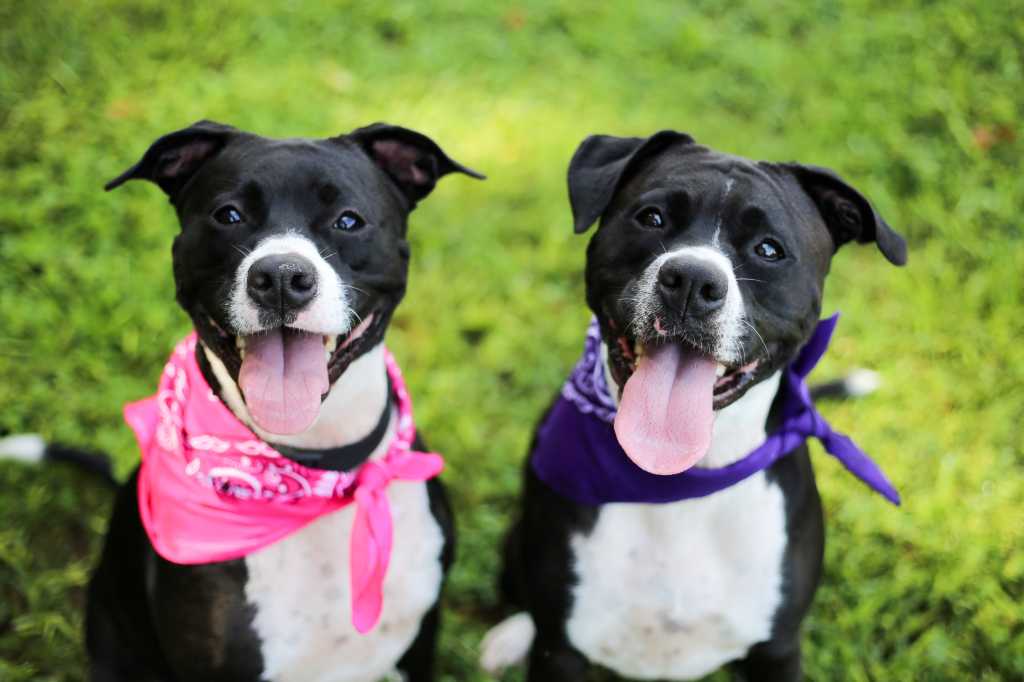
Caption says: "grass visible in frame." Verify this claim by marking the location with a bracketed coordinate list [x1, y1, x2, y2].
[1, 0, 1022, 679]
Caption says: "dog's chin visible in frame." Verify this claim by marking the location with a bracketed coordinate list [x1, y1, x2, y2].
[602, 323, 765, 412]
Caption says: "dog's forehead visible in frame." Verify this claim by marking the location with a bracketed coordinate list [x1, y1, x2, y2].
[610, 145, 830, 261]
[180, 135, 389, 210]
[219, 136, 368, 180]
[641, 147, 786, 203]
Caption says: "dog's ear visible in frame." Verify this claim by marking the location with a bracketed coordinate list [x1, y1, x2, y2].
[347, 123, 484, 207]
[105, 120, 237, 199]
[781, 163, 907, 266]
[567, 130, 695, 234]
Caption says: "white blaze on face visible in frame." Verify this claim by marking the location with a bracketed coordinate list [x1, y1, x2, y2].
[228, 233, 352, 335]
[227, 233, 355, 435]
[614, 245, 747, 476]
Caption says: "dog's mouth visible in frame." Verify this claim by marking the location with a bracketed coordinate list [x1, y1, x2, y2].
[206, 311, 382, 436]
[609, 336, 762, 409]
[604, 320, 762, 477]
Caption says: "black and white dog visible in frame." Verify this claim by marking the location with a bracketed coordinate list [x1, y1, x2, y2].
[482, 131, 906, 681]
[45, 120, 479, 681]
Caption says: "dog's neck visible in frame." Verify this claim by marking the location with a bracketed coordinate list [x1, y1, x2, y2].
[600, 342, 781, 468]
[202, 342, 395, 456]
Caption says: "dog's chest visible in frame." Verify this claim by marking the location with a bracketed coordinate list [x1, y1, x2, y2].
[244, 480, 443, 682]
[566, 472, 788, 680]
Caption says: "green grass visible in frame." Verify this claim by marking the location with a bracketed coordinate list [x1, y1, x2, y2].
[1, 1, 1022, 679]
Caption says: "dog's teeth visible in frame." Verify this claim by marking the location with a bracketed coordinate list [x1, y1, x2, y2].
[324, 335, 338, 362]
[716, 363, 727, 377]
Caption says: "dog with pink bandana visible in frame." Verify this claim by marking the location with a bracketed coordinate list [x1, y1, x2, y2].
[79, 120, 481, 682]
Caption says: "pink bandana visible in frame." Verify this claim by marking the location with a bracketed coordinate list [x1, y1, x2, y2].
[125, 333, 443, 634]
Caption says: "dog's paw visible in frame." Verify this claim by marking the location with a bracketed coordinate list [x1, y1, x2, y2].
[479, 612, 536, 675]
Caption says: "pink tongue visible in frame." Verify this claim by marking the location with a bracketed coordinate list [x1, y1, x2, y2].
[614, 344, 718, 475]
[238, 329, 329, 435]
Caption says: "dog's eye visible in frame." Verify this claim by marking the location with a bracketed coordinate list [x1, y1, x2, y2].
[333, 211, 365, 232]
[754, 239, 785, 261]
[213, 206, 244, 225]
[635, 207, 665, 229]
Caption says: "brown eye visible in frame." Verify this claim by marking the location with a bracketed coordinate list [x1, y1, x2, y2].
[754, 239, 785, 261]
[214, 206, 244, 225]
[635, 207, 664, 229]
[333, 210, 365, 231]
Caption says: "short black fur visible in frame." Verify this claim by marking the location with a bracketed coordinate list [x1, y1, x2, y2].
[88, 120, 478, 681]
[497, 130, 905, 681]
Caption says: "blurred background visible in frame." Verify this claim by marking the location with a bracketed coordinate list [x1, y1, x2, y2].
[1, 1, 1021, 680]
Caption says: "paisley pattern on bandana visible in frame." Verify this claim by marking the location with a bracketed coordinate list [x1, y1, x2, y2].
[127, 332, 443, 634]
[141, 335, 357, 504]
[561, 319, 618, 424]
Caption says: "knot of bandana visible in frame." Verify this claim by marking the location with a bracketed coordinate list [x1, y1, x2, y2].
[127, 333, 443, 634]
[531, 314, 900, 506]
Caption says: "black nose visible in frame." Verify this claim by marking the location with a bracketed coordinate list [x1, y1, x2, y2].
[656, 256, 728, 317]
[246, 254, 318, 313]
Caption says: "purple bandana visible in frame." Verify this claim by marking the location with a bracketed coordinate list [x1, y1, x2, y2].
[531, 314, 900, 506]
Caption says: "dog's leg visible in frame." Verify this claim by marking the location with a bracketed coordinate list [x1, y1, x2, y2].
[497, 518, 527, 609]
[86, 471, 173, 682]
[86, 589, 162, 682]
[395, 474, 453, 682]
[395, 602, 440, 682]
[526, 636, 590, 681]
[731, 641, 802, 682]
[88, 650, 167, 682]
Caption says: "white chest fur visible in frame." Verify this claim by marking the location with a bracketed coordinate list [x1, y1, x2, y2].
[244, 480, 444, 682]
[565, 369, 787, 680]
[566, 473, 787, 680]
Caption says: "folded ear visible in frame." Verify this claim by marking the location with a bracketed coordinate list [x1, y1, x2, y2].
[105, 120, 237, 199]
[781, 163, 907, 266]
[567, 130, 695, 234]
[347, 123, 484, 207]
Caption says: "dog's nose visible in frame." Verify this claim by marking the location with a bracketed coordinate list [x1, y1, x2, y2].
[656, 256, 728, 317]
[247, 254, 318, 312]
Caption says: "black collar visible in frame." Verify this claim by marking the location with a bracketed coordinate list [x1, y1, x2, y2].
[271, 376, 394, 472]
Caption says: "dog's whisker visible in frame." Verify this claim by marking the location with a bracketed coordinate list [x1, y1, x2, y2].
[741, 319, 770, 361]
